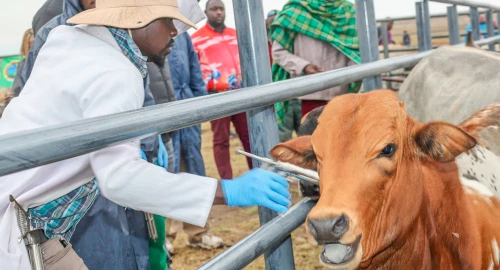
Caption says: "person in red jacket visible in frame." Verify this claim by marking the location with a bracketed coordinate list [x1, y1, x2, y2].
[191, 0, 252, 180]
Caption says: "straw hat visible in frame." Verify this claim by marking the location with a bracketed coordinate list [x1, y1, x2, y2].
[67, 0, 197, 29]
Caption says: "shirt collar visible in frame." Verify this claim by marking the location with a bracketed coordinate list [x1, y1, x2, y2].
[107, 27, 148, 78]
[206, 23, 226, 34]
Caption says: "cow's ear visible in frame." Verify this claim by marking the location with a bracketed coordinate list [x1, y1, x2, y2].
[414, 122, 476, 162]
[270, 136, 317, 169]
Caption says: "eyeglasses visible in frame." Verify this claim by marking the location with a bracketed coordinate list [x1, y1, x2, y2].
[267, 10, 279, 18]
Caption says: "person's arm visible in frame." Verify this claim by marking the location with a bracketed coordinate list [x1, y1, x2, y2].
[272, 41, 322, 76]
[186, 35, 208, 97]
[82, 69, 218, 226]
[82, 69, 291, 226]
[213, 182, 226, 205]
[272, 40, 309, 76]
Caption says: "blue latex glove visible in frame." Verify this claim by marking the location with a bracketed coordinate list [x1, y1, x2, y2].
[157, 135, 169, 170]
[221, 168, 291, 213]
[140, 149, 147, 161]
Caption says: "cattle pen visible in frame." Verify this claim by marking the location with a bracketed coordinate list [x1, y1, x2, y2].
[1, 0, 500, 269]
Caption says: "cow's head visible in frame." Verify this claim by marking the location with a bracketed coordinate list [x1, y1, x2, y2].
[270, 90, 476, 269]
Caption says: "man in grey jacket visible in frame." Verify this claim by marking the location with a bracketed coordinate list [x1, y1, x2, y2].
[147, 60, 177, 172]
[32, 0, 64, 35]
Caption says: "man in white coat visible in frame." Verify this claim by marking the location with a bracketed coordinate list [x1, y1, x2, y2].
[0, 0, 291, 269]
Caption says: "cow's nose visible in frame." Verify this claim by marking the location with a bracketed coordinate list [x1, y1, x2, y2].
[308, 214, 349, 243]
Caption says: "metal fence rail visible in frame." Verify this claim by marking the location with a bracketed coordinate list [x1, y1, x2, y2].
[0, 51, 432, 177]
[431, 0, 500, 11]
[376, 10, 471, 22]
[379, 0, 500, 60]
[198, 198, 317, 270]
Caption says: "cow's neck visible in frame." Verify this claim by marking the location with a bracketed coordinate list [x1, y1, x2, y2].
[364, 161, 480, 269]
[418, 161, 480, 268]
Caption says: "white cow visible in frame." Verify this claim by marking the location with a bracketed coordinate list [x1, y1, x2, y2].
[398, 46, 500, 125]
[398, 45, 500, 198]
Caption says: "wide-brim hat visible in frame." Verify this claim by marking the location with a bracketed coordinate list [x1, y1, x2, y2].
[67, 0, 197, 30]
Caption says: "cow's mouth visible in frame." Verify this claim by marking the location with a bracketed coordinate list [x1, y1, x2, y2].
[320, 235, 361, 266]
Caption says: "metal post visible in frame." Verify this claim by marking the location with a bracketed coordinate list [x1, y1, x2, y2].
[486, 10, 495, 51]
[447, 5, 461, 45]
[355, 0, 382, 92]
[416, 1, 432, 51]
[381, 23, 389, 59]
[232, 0, 295, 269]
[498, 12, 500, 51]
[381, 22, 392, 89]
[470, 7, 480, 41]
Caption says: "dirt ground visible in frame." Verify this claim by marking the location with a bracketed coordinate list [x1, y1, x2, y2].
[169, 122, 324, 269]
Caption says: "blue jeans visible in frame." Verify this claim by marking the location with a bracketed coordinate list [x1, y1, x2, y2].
[71, 195, 150, 270]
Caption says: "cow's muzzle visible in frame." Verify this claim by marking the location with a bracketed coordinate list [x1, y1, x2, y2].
[308, 214, 349, 243]
[309, 215, 362, 267]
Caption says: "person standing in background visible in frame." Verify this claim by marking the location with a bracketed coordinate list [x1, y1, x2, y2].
[271, 0, 361, 119]
[266, 9, 302, 143]
[378, 20, 395, 45]
[11, 29, 34, 97]
[191, 0, 253, 180]
[146, 58, 178, 269]
[402, 30, 411, 46]
[463, 14, 497, 42]
[32, 0, 64, 35]
[266, 9, 279, 66]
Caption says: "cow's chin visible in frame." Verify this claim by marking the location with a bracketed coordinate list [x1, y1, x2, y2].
[319, 236, 362, 270]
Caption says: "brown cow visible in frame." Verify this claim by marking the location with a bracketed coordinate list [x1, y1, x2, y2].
[271, 90, 500, 269]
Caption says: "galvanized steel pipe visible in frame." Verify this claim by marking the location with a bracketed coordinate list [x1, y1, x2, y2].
[470, 7, 481, 41]
[431, 0, 500, 11]
[416, 1, 433, 51]
[1, 34, 498, 177]
[486, 10, 495, 51]
[475, 35, 500, 46]
[198, 198, 316, 270]
[10, 34, 500, 177]
[376, 10, 472, 22]
[355, 0, 382, 92]
[447, 5, 461, 45]
[0, 51, 434, 177]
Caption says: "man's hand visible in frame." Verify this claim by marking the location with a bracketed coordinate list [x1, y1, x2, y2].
[217, 169, 291, 213]
[303, 64, 324, 75]
[157, 135, 169, 170]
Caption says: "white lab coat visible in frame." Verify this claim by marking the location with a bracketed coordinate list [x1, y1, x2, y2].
[0, 24, 217, 269]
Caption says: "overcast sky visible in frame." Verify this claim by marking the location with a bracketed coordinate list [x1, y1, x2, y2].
[0, 0, 482, 56]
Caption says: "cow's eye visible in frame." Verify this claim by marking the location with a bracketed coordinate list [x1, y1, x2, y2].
[378, 144, 397, 158]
